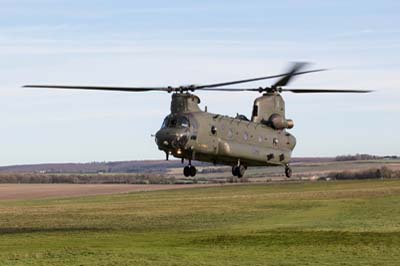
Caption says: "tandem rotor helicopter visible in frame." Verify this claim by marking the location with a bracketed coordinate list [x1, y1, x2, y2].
[24, 63, 371, 178]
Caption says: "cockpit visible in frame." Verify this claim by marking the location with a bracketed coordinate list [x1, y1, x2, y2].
[161, 115, 190, 129]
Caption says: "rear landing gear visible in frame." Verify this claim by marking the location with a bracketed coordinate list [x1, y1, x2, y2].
[183, 164, 197, 177]
[285, 164, 292, 178]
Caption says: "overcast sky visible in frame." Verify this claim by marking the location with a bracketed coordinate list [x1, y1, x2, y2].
[0, 0, 399, 165]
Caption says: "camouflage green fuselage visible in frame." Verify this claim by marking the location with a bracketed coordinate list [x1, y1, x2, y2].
[155, 93, 296, 167]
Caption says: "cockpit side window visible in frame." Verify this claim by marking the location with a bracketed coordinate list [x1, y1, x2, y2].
[161, 116, 170, 129]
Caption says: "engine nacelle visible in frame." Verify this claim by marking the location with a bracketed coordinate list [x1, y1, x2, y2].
[267, 114, 294, 130]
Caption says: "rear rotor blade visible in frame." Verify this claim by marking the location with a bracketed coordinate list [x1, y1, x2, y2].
[282, 88, 372, 93]
[272, 62, 311, 87]
[196, 68, 326, 89]
[198, 88, 372, 93]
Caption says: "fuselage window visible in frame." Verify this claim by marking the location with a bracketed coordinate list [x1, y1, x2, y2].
[211, 125, 217, 135]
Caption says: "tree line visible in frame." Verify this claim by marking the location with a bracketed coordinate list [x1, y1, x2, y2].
[327, 167, 400, 180]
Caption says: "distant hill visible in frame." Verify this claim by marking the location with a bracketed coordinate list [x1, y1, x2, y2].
[0, 160, 184, 174]
[0, 158, 335, 174]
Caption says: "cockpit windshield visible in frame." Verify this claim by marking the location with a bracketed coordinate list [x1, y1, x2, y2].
[161, 115, 190, 129]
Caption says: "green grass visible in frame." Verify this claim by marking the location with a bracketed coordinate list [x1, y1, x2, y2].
[1, 180, 400, 265]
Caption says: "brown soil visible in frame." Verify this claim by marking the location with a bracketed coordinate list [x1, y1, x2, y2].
[0, 184, 220, 201]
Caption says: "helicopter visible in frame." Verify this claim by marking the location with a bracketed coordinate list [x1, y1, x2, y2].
[24, 63, 371, 178]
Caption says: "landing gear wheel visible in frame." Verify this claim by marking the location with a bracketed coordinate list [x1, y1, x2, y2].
[183, 166, 191, 177]
[189, 166, 197, 177]
[232, 165, 246, 178]
[232, 166, 238, 176]
[183, 165, 197, 177]
[238, 165, 246, 178]
[285, 165, 292, 178]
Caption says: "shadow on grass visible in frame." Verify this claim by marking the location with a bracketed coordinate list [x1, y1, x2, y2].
[192, 230, 400, 247]
[0, 227, 106, 235]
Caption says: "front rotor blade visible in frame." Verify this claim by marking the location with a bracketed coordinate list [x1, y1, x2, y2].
[197, 68, 326, 89]
[23, 85, 170, 92]
[282, 88, 372, 93]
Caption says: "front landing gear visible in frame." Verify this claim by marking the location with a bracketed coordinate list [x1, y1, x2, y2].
[183, 165, 197, 177]
[285, 164, 292, 178]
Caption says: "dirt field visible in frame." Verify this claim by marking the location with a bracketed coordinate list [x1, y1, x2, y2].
[1, 160, 399, 201]
[0, 184, 220, 201]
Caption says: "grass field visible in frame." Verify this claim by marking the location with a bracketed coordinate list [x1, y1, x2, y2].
[0, 180, 400, 265]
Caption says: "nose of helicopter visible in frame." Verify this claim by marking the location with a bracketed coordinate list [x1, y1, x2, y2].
[155, 128, 190, 153]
